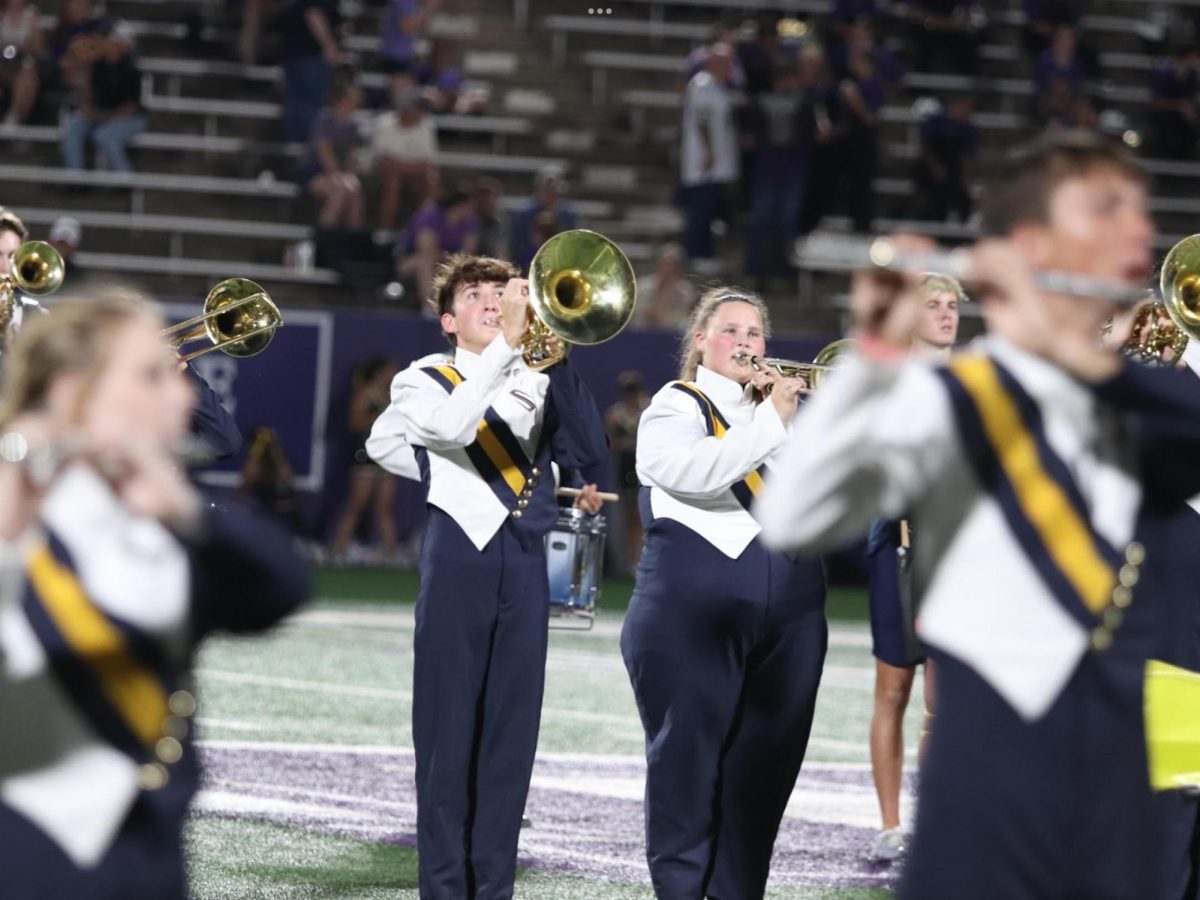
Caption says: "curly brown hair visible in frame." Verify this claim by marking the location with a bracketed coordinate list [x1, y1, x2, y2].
[429, 253, 521, 346]
[0, 207, 28, 242]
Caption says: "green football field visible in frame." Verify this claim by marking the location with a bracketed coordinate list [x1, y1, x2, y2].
[185, 569, 919, 899]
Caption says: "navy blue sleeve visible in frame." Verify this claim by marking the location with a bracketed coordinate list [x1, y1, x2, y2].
[543, 360, 609, 470]
[1093, 361, 1200, 506]
[185, 364, 243, 460]
[186, 502, 312, 639]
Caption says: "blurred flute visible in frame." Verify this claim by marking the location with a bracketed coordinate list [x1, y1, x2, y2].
[794, 235, 1148, 306]
[556, 486, 620, 503]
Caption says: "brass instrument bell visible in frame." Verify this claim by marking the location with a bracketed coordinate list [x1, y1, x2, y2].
[1156, 234, 1200, 358]
[523, 229, 637, 370]
[0, 240, 65, 343]
[163, 278, 283, 363]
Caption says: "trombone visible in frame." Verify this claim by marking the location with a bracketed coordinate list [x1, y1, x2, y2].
[1113, 234, 1200, 366]
[163, 277, 283, 363]
[734, 338, 856, 394]
[1, 240, 65, 336]
[520, 229, 637, 371]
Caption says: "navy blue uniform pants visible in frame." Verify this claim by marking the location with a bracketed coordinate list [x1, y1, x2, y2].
[901, 651, 1167, 900]
[621, 520, 827, 900]
[413, 508, 549, 900]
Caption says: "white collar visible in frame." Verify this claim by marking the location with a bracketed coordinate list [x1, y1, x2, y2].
[695, 364, 755, 407]
[978, 334, 1092, 403]
[451, 342, 486, 379]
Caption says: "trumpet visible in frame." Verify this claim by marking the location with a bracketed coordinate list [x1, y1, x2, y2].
[735, 338, 856, 394]
[163, 278, 282, 363]
[520, 229, 637, 371]
[794, 234, 1148, 306]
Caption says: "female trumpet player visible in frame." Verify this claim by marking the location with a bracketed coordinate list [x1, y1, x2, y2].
[621, 288, 827, 900]
[0, 288, 309, 898]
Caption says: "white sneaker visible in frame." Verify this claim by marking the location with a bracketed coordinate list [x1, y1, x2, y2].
[869, 827, 906, 862]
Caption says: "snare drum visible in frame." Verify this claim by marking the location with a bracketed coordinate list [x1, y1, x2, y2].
[544, 508, 606, 629]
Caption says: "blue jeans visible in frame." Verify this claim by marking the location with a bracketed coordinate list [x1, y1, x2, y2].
[744, 173, 806, 278]
[62, 112, 146, 172]
[281, 55, 331, 143]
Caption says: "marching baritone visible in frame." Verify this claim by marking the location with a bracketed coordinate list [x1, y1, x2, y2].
[365, 253, 608, 900]
[757, 132, 1200, 899]
[0, 289, 310, 899]
[621, 288, 827, 900]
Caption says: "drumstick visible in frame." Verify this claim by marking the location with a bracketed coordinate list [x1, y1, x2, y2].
[556, 486, 620, 503]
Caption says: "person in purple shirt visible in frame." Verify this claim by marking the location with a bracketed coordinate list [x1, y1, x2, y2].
[508, 168, 577, 272]
[913, 95, 978, 223]
[380, 0, 438, 71]
[906, 0, 982, 76]
[1150, 44, 1200, 160]
[828, 17, 906, 84]
[397, 175, 480, 309]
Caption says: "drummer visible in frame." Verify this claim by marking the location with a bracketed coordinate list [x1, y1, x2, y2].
[620, 287, 828, 898]
[365, 253, 607, 900]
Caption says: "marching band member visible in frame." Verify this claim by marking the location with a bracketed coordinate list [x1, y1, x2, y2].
[0, 288, 309, 898]
[865, 272, 962, 862]
[757, 131, 1200, 899]
[0, 206, 44, 351]
[621, 288, 827, 900]
[365, 253, 607, 900]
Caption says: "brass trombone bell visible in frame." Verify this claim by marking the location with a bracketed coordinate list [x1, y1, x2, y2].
[1159, 234, 1200, 346]
[734, 338, 857, 394]
[524, 229, 637, 370]
[163, 278, 283, 364]
[10, 241, 64, 296]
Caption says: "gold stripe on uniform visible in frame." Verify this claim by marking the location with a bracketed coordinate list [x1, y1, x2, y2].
[951, 356, 1114, 612]
[432, 364, 526, 496]
[26, 544, 170, 747]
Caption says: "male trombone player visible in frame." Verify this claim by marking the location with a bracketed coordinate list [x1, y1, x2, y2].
[366, 252, 608, 900]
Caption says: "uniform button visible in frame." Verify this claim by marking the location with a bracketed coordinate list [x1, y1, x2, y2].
[1103, 607, 1124, 630]
[169, 690, 197, 718]
[163, 715, 189, 740]
[522, 489, 533, 498]
[1125, 542, 1145, 566]
[1091, 628, 1112, 651]
[156, 736, 184, 765]
[511, 510, 523, 520]
[531, 467, 542, 477]
[1112, 585, 1132, 608]
[517, 499, 529, 509]
[138, 762, 169, 791]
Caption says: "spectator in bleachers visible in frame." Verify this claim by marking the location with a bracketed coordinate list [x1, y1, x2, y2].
[278, 0, 345, 144]
[1021, 0, 1082, 58]
[472, 176, 505, 259]
[829, 17, 905, 84]
[797, 45, 841, 235]
[61, 29, 145, 173]
[829, 0, 884, 44]
[46, 0, 108, 69]
[509, 167, 577, 272]
[414, 38, 484, 115]
[906, 0, 983, 76]
[603, 370, 649, 576]
[678, 43, 738, 274]
[239, 0, 276, 65]
[0, 0, 43, 126]
[1037, 75, 1097, 132]
[295, 77, 365, 229]
[370, 66, 438, 232]
[380, 0, 439, 73]
[912, 95, 977, 223]
[395, 173, 479, 306]
[741, 63, 810, 286]
[837, 47, 885, 233]
[680, 22, 745, 92]
[634, 242, 698, 329]
[737, 16, 784, 96]
[1033, 26, 1083, 102]
[1150, 44, 1200, 161]
[47, 215, 85, 283]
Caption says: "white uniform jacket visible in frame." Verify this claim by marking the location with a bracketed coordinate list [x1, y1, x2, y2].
[756, 336, 1147, 720]
[637, 364, 791, 559]
[366, 334, 550, 551]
